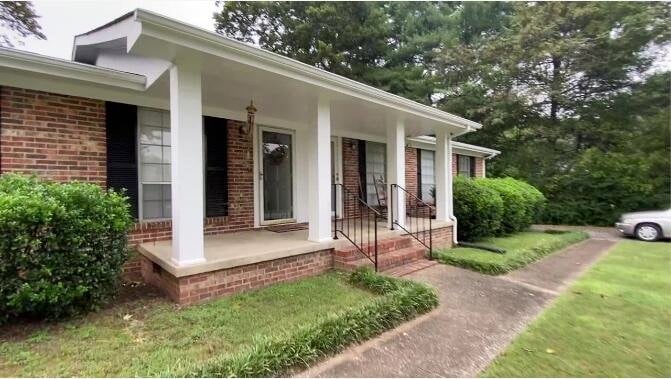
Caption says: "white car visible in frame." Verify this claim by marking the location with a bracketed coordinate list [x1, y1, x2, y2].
[615, 209, 671, 241]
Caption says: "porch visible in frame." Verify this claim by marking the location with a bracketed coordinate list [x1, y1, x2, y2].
[138, 218, 455, 278]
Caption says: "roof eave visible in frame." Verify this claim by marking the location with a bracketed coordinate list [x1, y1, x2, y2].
[132, 8, 481, 131]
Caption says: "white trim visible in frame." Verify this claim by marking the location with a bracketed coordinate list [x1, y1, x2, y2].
[115, 9, 480, 131]
[0, 47, 145, 90]
[407, 136, 500, 159]
[331, 136, 344, 218]
[258, 125, 297, 225]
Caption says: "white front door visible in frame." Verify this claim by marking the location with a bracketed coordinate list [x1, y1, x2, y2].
[259, 127, 295, 224]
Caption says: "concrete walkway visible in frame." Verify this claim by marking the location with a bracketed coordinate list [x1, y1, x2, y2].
[298, 238, 618, 378]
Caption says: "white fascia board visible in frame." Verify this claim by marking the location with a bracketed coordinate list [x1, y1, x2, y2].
[407, 136, 500, 158]
[132, 9, 481, 131]
[0, 47, 146, 90]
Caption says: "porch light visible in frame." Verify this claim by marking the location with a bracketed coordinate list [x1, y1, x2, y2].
[242, 100, 257, 135]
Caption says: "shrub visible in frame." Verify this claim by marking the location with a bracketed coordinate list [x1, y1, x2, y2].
[0, 174, 133, 322]
[480, 177, 546, 234]
[177, 268, 438, 377]
[453, 176, 504, 241]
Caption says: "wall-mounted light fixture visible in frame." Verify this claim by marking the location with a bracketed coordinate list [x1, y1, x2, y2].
[240, 100, 257, 135]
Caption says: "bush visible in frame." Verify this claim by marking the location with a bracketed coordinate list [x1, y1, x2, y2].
[177, 268, 438, 377]
[481, 177, 546, 234]
[0, 174, 133, 322]
[453, 176, 504, 241]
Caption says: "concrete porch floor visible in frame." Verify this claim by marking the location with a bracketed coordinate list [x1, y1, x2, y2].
[138, 219, 453, 278]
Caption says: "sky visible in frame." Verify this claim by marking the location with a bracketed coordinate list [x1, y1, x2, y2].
[6, 1, 671, 73]
[12, 1, 219, 59]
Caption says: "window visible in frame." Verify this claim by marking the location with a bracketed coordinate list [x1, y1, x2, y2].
[139, 108, 171, 219]
[457, 154, 475, 177]
[418, 149, 435, 202]
[365, 141, 386, 206]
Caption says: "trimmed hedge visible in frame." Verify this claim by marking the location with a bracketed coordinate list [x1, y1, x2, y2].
[454, 176, 545, 241]
[453, 176, 504, 241]
[175, 268, 438, 377]
[0, 174, 133, 322]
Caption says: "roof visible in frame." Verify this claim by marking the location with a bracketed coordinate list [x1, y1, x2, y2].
[407, 136, 501, 158]
[0, 46, 146, 90]
[72, 8, 481, 132]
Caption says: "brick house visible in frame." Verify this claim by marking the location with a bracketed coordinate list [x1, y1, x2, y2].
[0, 9, 497, 304]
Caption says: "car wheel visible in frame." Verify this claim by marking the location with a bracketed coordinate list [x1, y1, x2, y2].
[635, 223, 661, 242]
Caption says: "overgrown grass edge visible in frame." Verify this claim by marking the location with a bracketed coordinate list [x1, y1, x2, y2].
[172, 269, 438, 377]
[438, 231, 589, 275]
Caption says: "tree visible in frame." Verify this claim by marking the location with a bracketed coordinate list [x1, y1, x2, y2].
[214, 1, 459, 103]
[0, 1, 45, 47]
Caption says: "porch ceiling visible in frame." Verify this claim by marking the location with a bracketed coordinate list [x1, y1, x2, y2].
[73, 8, 479, 138]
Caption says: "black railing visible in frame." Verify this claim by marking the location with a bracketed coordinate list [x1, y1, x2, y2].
[390, 184, 433, 260]
[332, 183, 381, 271]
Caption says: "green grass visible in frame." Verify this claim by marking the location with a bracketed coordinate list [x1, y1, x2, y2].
[437, 231, 589, 274]
[0, 272, 376, 377]
[482, 240, 671, 377]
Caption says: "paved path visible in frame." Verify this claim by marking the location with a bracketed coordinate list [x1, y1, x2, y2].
[298, 238, 618, 378]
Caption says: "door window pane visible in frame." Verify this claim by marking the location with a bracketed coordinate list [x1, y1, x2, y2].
[262, 130, 293, 221]
[365, 142, 386, 206]
[420, 150, 435, 202]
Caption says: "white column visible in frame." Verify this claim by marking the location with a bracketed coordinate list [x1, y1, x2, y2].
[435, 129, 452, 222]
[387, 118, 406, 229]
[307, 96, 332, 242]
[169, 59, 205, 265]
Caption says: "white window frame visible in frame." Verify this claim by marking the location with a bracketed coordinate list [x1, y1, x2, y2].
[137, 107, 172, 221]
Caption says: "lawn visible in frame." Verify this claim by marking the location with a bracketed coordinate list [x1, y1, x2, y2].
[436, 231, 589, 274]
[482, 240, 671, 377]
[0, 272, 378, 377]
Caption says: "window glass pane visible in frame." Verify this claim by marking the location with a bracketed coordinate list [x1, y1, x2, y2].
[162, 146, 171, 163]
[162, 129, 171, 145]
[140, 145, 162, 164]
[365, 142, 386, 206]
[142, 164, 163, 182]
[140, 126, 162, 144]
[420, 150, 435, 201]
[163, 199, 172, 218]
[143, 200, 163, 219]
[458, 155, 471, 176]
[163, 184, 171, 200]
[140, 110, 164, 127]
[162, 165, 171, 182]
[143, 184, 162, 201]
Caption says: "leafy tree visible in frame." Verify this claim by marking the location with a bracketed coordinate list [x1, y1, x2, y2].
[0, 1, 45, 47]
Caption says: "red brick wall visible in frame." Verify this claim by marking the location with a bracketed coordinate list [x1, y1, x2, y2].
[129, 120, 254, 244]
[341, 137, 361, 217]
[141, 249, 333, 305]
[0, 86, 106, 185]
[474, 157, 485, 178]
[405, 147, 418, 198]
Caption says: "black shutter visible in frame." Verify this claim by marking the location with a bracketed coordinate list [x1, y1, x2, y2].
[470, 156, 476, 178]
[204, 116, 228, 217]
[106, 102, 138, 218]
[417, 149, 423, 199]
[358, 139, 367, 199]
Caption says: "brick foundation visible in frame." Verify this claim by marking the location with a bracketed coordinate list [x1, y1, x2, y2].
[0, 86, 106, 185]
[141, 249, 334, 305]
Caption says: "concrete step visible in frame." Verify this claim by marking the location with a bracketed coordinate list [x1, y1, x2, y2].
[335, 246, 427, 272]
[334, 236, 415, 262]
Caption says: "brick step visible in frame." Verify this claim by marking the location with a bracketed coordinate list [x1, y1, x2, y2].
[335, 246, 427, 272]
[384, 259, 438, 277]
[334, 236, 414, 262]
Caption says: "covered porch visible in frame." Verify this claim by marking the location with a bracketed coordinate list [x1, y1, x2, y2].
[72, 10, 477, 287]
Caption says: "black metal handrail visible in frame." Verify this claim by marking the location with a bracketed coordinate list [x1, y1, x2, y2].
[332, 183, 381, 271]
[390, 184, 433, 260]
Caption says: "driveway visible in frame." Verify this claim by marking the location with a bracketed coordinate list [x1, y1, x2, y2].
[298, 238, 617, 378]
